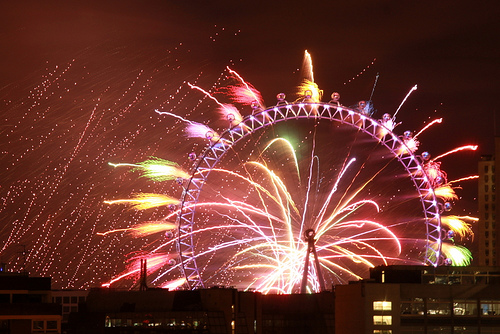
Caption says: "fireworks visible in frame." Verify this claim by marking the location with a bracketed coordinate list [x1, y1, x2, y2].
[0, 48, 478, 292]
[103, 62, 477, 292]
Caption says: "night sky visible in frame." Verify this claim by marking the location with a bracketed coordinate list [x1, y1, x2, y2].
[1, 1, 499, 289]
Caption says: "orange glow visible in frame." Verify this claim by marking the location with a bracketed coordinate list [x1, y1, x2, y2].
[129, 222, 176, 237]
[162, 277, 187, 290]
[303, 50, 315, 82]
[441, 215, 473, 239]
[297, 79, 322, 102]
[433, 185, 458, 201]
[399, 138, 419, 155]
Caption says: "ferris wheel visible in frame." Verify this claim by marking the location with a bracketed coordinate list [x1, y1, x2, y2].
[175, 100, 445, 293]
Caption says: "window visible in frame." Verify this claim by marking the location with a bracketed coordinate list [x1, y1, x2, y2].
[374, 330, 392, 334]
[401, 326, 424, 334]
[428, 326, 451, 333]
[481, 300, 500, 316]
[0, 294, 9, 303]
[427, 298, 451, 315]
[373, 315, 392, 325]
[454, 326, 479, 333]
[401, 298, 424, 315]
[453, 300, 477, 315]
[33, 320, 44, 331]
[374, 301, 392, 311]
[32, 320, 59, 333]
[46, 321, 58, 332]
[0, 320, 8, 330]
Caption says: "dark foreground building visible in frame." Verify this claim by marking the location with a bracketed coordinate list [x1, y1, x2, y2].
[5, 264, 499, 333]
[68, 287, 334, 334]
[0, 271, 62, 334]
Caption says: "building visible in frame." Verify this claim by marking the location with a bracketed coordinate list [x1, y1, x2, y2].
[51, 290, 88, 325]
[0, 269, 62, 334]
[335, 265, 500, 334]
[68, 287, 334, 334]
[478, 154, 497, 266]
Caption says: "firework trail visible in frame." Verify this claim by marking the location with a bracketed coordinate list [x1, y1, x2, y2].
[226, 67, 264, 109]
[394, 84, 417, 118]
[154, 109, 195, 125]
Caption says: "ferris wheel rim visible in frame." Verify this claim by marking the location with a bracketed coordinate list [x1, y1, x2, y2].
[176, 102, 442, 290]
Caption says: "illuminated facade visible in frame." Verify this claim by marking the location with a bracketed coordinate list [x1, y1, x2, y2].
[335, 265, 500, 334]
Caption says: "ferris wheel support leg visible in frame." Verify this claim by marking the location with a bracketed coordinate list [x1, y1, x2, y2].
[300, 229, 326, 293]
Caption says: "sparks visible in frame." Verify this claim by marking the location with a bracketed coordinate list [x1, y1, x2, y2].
[104, 193, 180, 210]
[226, 67, 264, 108]
[109, 157, 190, 181]
[414, 118, 443, 139]
[432, 145, 478, 162]
[155, 109, 195, 125]
[449, 175, 479, 184]
[394, 84, 417, 118]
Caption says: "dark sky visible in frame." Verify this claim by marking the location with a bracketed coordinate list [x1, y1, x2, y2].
[2, 1, 498, 147]
[0, 1, 499, 287]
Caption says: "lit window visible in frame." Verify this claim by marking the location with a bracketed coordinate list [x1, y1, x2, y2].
[480, 300, 500, 316]
[453, 300, 477, 316]
[373, 330, 392, 334]
[373, 315, 392, 325]
[374, 301, 392, 311]
[427, 299, 451, 315]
